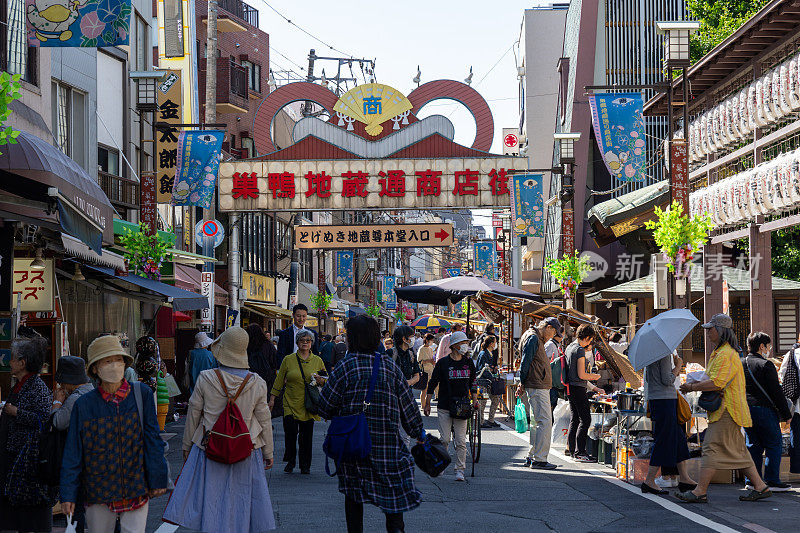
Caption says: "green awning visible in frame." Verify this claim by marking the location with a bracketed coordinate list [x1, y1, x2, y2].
[113, 218, 176, 246]
[586, 180, 669, 228]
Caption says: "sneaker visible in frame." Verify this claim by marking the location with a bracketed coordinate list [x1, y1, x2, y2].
[655, 476, 679, 489]
[523, 457, 534, 467]
[480, 422, 494, 429]
[454, 471, 466, 482]
[767, 482, 792, 492]
[531, 461, 558, 470]
[573, 454, 594, 463]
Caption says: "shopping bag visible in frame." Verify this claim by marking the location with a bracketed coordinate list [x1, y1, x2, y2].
[551, 399, 571, 448]
[64, 514, 77, 533]
[514, 398, 529, 433]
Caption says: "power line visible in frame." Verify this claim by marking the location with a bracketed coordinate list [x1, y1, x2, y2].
[258, 0, 358, 58]
[269, 46, 307, 74]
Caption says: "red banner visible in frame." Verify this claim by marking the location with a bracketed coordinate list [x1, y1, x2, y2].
[562, 207, 575, 256]
[140, 172, 157, 235]
[670, 140, 689, 214]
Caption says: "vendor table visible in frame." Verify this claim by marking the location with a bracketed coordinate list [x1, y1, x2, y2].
[614, 409, 646, 483]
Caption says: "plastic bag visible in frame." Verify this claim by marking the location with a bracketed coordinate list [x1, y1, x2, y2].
[64, 514, 77, 533]
[551, 399, 571, 447]
[514, 398, 529, 433]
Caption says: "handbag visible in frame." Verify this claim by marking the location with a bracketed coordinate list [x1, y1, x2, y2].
[783, 347, 800, 403]
[413, 370, 428, 391]
[698, 390, 723, 412]
[323, 353, 381, 476]
[676, 393, 692, 425]
[411, 430, 451, 477]
[37, 414, 66, 487]
[296, 354, 322, 415]
[490, 376, 506, 396]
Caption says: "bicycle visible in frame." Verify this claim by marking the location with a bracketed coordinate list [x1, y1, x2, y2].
[467, 403, 481, 476]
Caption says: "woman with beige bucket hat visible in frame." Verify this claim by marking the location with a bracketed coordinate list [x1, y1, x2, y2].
[163, 326, 276, 532]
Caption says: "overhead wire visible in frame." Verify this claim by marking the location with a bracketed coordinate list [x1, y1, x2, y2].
[258, 0, 358, 58]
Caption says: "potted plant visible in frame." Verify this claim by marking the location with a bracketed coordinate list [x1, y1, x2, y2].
[393, 310, 406, 324]
[310, 292, 332, 314]
[118, 223, 170, 281]
[366, 305, 381, 318]
[644, 200, 714, 284]
[544, 250, 593, 303]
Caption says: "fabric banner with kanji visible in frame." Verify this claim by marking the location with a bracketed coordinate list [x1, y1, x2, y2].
[171, 130, 224, 208]
[26, 0, 131, 47]
[510, 173, 544, 238]
[383, 275, 396, 310]
[335, 251, 354, 287]
[473, 242, 495, 279]
[588, 92, 646, 182]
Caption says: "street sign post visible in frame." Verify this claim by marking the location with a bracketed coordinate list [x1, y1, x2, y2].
[195, 219, 225, 248]
[294, 223, 454, 249]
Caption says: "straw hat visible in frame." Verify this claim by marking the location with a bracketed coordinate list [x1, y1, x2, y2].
[87, 335, 133, 369]
[210, 327, 249, 368]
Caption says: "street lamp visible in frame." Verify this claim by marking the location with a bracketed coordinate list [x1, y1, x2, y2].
[553, 132, 581, 307]
[554, 132, 580, 164]
[656, 21, 700, 69]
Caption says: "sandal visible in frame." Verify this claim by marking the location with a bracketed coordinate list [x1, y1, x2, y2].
[739, 488, 772, 502]
[675, 490, 708, 503]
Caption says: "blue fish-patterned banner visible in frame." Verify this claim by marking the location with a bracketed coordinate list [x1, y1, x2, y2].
[335, 251, 354, 287]
[588, 92, 646, 182]
[26, 0, 132, 47]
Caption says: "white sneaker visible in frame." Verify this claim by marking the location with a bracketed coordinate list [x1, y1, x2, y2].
[655, 476, 678, 488]
[454, 471, 465, 482]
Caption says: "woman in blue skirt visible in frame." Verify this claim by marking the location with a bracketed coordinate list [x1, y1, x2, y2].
[163, 326, 276, 532]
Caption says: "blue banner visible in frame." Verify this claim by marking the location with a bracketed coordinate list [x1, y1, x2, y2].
[444, 267, 461, 278]
[473, 242, 495, 279]
[510, 173, 544, 238]
[335, 251, 354, 287]
[172, 130, 225, 208]
[27, 0, 132, 47]
[383, 275, 396, 310]
[588, 92, 646, 182]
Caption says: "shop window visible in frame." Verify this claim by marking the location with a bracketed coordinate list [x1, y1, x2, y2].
[241, 60, 260, 93]
[2, 0, 38, 85]
[299, 249, 312, 283]
[98, 145, 120, 176]
[51, 82, 87, 169]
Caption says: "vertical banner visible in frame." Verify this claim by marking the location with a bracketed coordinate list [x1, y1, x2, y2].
[670, 140, 689, 213]
[171, 130, 224, 208]
[200, 271, 213, 327]
[588, 92, 646, 182]
[384, 275, 396, 310]
[335, 251, 354, 287]
[510, 173, 545, 237]
[562, 208, 575, 258]
[473, 242, 495, 279]
[140, 172, 157, 235]
[26, 0, 131, 47]
[156, 71, 182, 203]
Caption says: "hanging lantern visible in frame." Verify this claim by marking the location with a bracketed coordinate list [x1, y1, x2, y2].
[739, 171, 753, 221]
[789, 148, 800, 204]
[791, 55, 800, 111]
[729, 95, 742, 141]
[724, 176, 738, 222]
[764, 159, 779, 210]
[779, 63, 792, 115]
[747, 85, 758, 131]
[739, 88, 752, 136]
[770, 69, 785, 121]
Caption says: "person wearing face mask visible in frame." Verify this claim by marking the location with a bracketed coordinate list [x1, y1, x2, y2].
[387, 325, 421, 388]
[423, 331, 477, 482]
[741, 332, 793, 492]
[60, 335, 169, 533]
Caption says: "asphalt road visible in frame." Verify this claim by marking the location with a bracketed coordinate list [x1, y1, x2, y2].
[96, 402, 800, 533]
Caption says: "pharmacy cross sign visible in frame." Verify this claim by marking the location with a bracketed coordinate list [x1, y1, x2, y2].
[294, 224, 454, 249]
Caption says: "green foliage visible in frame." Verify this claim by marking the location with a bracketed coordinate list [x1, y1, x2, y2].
[771, 227, 800, 282]
[118, 223, 171, 280]
[687, 0, 770, 62]
[0, 72, 22, 154]
[366, 305, 381, 317]
[310, 291, 332, 313]
[544, 250, 592, 298]
[393, 310, 406, 323]
[644, 201, 714, 273]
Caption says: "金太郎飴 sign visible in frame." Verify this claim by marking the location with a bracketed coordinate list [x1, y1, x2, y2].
[243, 271, 275, 303]
[294, 224, 454, 249]
[13, 259, 54, 312]
[218, 158, 527, 212]
[156, 70, 183, 203]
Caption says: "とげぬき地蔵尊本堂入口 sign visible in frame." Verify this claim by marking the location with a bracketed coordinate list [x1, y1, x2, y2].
[294, 224, 454, 249]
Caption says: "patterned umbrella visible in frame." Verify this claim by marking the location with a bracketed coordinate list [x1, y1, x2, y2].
[411, 315, 452, 331]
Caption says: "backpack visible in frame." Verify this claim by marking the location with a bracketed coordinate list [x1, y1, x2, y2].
[550, 348, 569, 392]
[323, 354, 381, 476]
[204, 369, 254, 464]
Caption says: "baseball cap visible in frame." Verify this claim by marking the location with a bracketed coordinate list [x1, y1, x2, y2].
[701, 313, 732, 329]
[542, 317, 563, 336]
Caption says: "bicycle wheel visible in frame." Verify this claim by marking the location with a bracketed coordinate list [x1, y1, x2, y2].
[472, 407, 482, 464]
[468, 415, 476, 477]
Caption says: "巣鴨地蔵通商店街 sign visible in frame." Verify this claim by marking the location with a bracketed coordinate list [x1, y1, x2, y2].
[217, 158, 528, 212]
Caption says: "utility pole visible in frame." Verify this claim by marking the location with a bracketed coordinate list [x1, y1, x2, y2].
[202, 0, 218, 332]
[302, 49, 316, 117]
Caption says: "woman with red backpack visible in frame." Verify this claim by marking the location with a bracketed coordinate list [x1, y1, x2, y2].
[163, 326, 276, 531]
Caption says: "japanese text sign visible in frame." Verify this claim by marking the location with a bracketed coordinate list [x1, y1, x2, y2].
[383, 275, 396, 310]
[140, 172, 157, 235]
[218, 157, 527, 212]
[243, 271, 275, 303]
[172, 130, 224, 208]
[13, 259, 54, 312]
[670, 140, 689, 213]
[294, 224, 454, 249]
[200, 271, 213, 326]
[588, 92, 646, 182]
[562, 208, 575, 257]
[156, 70, 183, 203]
[511, 173, 545, 238]
[335, 251, 354, 287]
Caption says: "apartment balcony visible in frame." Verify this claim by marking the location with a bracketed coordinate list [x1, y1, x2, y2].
[98, 171, 139, 210]
[201, 0, 258, 31]
[199, 59, 248, 114]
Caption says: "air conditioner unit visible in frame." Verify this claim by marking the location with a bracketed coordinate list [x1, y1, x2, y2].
[652, 254, 669, 310]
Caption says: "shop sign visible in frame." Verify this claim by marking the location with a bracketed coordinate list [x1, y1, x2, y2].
[562, 207, 575, 255]
[295, 223, 453, 249]
[670, 140, 689, 213]
[383, 275, 396, 310]
[510, 173, 545, 238]
[722, 280, 729, 315]
[200, 271, 213, 326]
[13, 258, 54, 312]
[218, 158, 526, 212]
[156, 70, 183, 203]
[140, 172, 157, 235]
[243, 271, 275, 303]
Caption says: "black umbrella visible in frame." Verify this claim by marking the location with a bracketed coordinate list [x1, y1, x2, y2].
[394, 276, 543, 306]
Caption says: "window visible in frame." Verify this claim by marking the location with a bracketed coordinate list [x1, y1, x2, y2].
[2, 0, 37, 85]
[241, 136, 254, 158]
[300, 249, 312, 283]
[51, 82, 87, 169]
[241, 60, 260, 93]
[130, 14, 148, 70]
[98, 145, 120, 176]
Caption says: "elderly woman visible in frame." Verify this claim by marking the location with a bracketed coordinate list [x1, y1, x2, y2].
[269, 329, 326, 474]
[317, 315, 423, 533]
[164, 326, 275, 531]
[0, 336, 53, 533]
[677, 314, 772, 503]
[61, 335, 168, 532]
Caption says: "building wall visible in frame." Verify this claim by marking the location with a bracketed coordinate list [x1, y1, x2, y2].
[8, 50, 53, 142]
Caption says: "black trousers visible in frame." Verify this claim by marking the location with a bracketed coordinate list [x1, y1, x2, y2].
[567, 386, 591, 455]
[283, 415, 314, 470]
[345, 498, 404, 533]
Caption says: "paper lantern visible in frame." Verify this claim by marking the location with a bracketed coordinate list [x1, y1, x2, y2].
[755, 77, 769, 126]
[689, 189, 700, 218]
[727, 97, 740, 143]
[688, 123, 697, 161]
[738, 171, 753, 221]
[764, 159, 780, 210]
[790, 57, 800, 111]
[779, 63, 793, 115]
[788, 148, 800, 205]
[772, 69, 786, 120]
[747, 84, 758, 130]
[719, 102, 731, 146]
[724, 176, 738, 222]
[740, 88, 753, 136]
[710, 106, 722, 150]
[706, 111, 716, 154]
[699, 113, 709, 155]
[727, 175, 742, 223]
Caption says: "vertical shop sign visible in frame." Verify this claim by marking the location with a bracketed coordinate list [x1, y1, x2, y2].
[201, 271, 213, 327]
[510, 173, 545, 237]
[670, 140, 689, 214]
[140, 172, 157, 235]
[156, 70, 182, 203]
